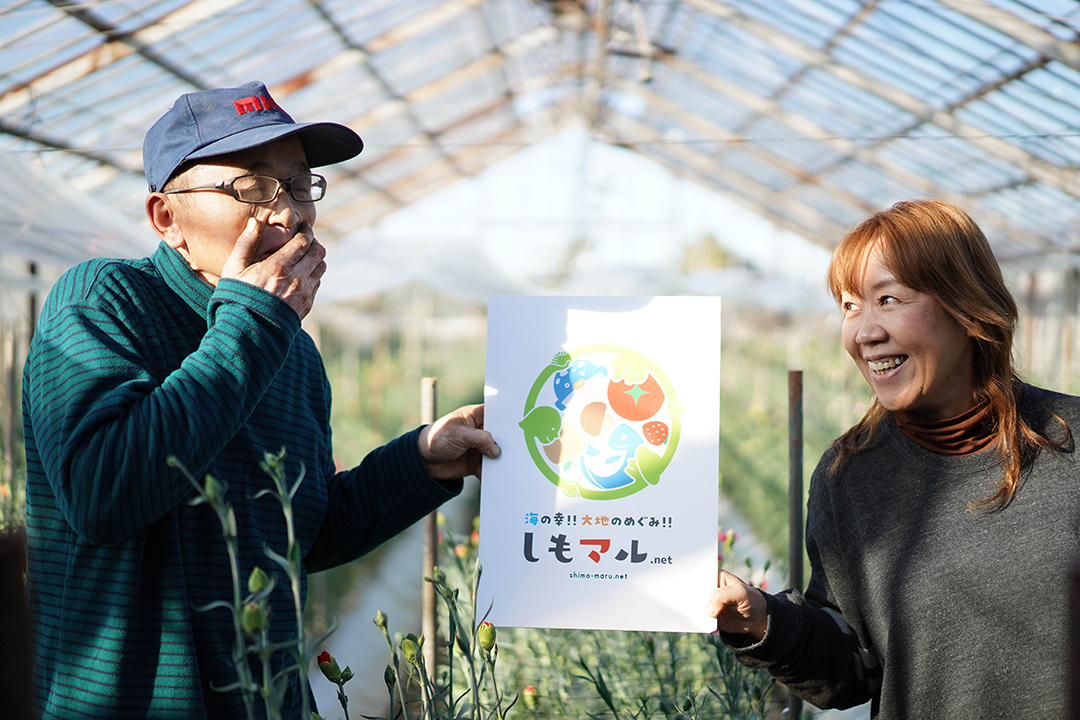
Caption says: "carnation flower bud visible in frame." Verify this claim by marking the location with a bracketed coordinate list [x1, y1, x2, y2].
[374, 610, 388, 632]
[241, 601, 269, 636]
[317, 650, 342, 683]
[478, 621, 497, 653]
[401, 634, 421, 666]
[384, 664, 396, 692]
[523, 685, 538, 710]
[248, 566, 270, 594]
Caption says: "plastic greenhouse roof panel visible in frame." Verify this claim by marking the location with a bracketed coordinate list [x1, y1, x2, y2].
[3, 0, 1080, 261]
[741, 116, 847, 173]
[724, 0, 850, 47]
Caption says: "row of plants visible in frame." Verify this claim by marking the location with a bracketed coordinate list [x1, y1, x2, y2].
[366, 518, 781, 720]
[177, 449, 780, 720]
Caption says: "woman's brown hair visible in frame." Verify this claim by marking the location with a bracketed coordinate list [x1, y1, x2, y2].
[826, 199, 1067, 509]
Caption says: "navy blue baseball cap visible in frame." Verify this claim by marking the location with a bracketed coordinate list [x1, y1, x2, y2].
[143, 81, 363, 192]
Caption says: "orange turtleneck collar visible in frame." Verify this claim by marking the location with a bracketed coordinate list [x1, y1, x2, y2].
[893, 401, 995, 456]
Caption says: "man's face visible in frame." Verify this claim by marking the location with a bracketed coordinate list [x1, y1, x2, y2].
[158, 135, 316, 285]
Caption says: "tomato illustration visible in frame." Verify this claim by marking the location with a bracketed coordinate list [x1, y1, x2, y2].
[607, 373, 665, 422]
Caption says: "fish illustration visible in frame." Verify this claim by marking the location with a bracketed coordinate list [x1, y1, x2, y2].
[553, 359, 609, 411]
[579, 423, 644, 490]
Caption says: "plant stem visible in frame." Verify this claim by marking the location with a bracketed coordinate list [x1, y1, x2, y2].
[225, 522, 258, 720]
[259, 452, 313, 720]
[336, 682, 351, 720]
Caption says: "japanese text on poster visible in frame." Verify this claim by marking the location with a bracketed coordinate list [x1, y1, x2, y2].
[478, 296, 721, 632]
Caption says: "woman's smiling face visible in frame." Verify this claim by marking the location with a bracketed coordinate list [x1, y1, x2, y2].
[840, 245, 977, 420]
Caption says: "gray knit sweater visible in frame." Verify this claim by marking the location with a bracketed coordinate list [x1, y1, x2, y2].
[726, 384, 1079, 719]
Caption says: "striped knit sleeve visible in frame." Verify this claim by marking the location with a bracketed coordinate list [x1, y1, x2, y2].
[303, 427, 462, 572]
[24, 265, 300, 545]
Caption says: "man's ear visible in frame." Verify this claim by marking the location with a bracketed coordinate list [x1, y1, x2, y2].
[145, 193, 185, 250]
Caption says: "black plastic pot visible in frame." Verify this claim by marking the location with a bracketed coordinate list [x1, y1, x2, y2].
[0, 527, 31, 720]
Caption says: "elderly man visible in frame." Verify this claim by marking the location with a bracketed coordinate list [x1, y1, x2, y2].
[22, 82, 498, 719]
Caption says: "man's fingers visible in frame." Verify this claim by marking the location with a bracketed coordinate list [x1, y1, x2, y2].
[419, 404, 501, 480]
[458, 426, 501, 459]
[446, 405, 498, 458]
[221, 217, 264, 278]
[284, 224, 326, 277]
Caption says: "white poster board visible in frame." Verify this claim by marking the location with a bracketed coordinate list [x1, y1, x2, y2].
[478, 296, 721, 633]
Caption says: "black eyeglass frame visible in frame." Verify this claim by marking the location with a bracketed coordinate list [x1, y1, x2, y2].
[161, 173, 327, 204]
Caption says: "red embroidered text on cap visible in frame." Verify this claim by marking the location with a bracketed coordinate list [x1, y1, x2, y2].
[233, 94, 279, 115]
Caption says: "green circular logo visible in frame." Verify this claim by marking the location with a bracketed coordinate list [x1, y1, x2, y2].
[519, 345, 682, 500]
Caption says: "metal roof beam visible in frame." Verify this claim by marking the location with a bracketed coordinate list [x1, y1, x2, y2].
[365, 0, 488, 54]
[653, 54, 1056, 252]
[294, 25, 566, 148]
[583, 0, 612, 129]
[680, 0, 1080, 202]
[321, 79, 575, 235]
[605, 114, 849, 246]
[0, 0, 248, 118]
[935, 0, 1080, 71]
[736, 0, 879, 133]
[619, 81, 878, 216]
[323, 93, 576, 229]
[44, 0, 203, 87]
[345, 58, 577, 180]
[0, 117, 141, 174]
[304, 0, 516, 179]
[0, 0, 492, 124]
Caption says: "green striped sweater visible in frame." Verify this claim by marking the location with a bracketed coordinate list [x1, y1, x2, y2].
[22, 242, 459, 719]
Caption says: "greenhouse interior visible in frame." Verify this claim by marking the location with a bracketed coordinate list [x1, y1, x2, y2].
[4, 1, 1080, 718]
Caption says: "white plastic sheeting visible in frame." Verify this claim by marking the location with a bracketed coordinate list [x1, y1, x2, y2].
[0, 152, 155, 269]
[319, 237, 539, 305]
[1, 131, 839, 317]
[319, 129, 838, 314]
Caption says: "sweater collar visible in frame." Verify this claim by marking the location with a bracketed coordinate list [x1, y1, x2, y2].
[893, 401, 995, 456]
[151, 242, 215, 319]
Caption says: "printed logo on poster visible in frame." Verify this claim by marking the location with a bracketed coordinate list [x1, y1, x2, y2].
[518, 345, 681, 500]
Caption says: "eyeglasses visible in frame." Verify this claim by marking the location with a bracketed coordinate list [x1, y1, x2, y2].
[162, 173, 327, 203]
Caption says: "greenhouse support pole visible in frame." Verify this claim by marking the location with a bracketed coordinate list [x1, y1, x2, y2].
[788, 371, 804, 720]
[421, 378, 438, 678]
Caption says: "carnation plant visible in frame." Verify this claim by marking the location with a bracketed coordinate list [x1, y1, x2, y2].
[317, 517, 778, 720]
[171, 449, 338, 720]
[177, 452, 779, 720]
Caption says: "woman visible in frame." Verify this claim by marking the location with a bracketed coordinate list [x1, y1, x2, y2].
[705, 199, 1079, 718]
